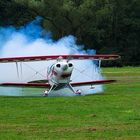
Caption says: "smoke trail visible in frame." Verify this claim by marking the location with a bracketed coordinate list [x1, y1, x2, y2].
[0, 17, 103, 96]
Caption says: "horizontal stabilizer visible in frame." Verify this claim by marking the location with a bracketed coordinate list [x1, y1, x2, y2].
[28, 80, 48, 83]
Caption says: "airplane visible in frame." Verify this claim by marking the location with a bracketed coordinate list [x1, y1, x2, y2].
[0, 54, 120, 96]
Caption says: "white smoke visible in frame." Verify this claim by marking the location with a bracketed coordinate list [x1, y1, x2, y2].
[0, 17, 103, 96]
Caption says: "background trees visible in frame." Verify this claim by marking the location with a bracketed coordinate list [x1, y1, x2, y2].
[0, 0, 139, 66]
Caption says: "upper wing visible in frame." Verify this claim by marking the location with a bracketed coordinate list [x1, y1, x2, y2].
[71, 80, 116, 87]
[0, 83, 51, 88]
[0, 54, 120, 63]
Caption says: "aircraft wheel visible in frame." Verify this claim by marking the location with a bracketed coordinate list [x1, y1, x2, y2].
[43, 90, 49, 96]
[75, 89, 82, 95]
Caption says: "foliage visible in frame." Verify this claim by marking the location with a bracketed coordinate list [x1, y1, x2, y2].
[0, 0, 139, 66]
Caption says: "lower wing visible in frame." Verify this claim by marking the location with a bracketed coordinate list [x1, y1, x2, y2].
[0, 83, 51, 88]
[71, 80, 116, 87]
[0, 80, 116, 88]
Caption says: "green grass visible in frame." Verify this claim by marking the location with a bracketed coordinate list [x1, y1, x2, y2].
[0, 67, 140, 140]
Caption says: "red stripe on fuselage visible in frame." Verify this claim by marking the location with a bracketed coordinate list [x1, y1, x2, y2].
[50, 68, 57, 77]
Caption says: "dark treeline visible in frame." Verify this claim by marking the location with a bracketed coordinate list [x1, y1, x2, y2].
[0, 0, 140, 66]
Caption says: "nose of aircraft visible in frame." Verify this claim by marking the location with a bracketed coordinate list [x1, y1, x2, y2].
[62, 64, 68, 71]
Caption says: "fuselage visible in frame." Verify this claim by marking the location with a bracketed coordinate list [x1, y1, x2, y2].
[47, 59, 74, 86]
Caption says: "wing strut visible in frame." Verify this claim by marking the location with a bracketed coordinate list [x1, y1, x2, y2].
[20, 62, 23, 80]
[15, 62, 20, 79]
[99, 60, 101, 72]
[15, 62, 23, 81]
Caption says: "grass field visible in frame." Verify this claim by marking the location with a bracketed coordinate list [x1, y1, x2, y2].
[0, 67, 140, 140]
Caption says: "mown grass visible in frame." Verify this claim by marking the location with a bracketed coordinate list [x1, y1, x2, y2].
[0, 67, 140, 140]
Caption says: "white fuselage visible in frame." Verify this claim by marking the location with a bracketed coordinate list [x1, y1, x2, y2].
[47, 60, 74, 86]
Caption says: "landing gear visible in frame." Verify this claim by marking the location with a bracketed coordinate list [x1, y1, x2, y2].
[43, 90, 48, 96]
[43, 85, 58, 96]
[90, 85, 95, 89]
[75, 89, 81, 95]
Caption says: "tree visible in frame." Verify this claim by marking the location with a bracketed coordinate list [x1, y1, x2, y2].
[0, 0, 139, 66]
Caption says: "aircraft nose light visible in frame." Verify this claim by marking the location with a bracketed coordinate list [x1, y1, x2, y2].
[63, 65, 68, 70]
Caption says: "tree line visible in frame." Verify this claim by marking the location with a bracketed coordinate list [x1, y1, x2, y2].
[0, 0, 140, 66]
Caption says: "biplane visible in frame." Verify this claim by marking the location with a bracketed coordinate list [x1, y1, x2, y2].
[0, 54, 120, 96]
